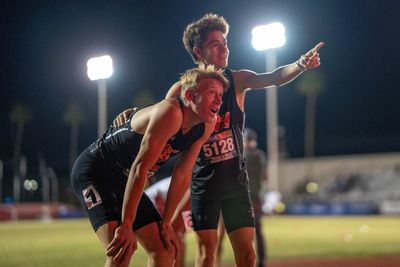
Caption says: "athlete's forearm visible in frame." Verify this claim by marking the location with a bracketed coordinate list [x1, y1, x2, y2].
[162, 170, 191, 223]
[273, 62, 303, 87]
[121, 162, 147, 226]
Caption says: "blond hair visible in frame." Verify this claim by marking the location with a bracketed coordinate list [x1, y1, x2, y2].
[180, 65, 229, 106]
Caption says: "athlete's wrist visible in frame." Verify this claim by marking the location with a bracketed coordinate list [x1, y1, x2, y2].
[296, 59, 307, 72]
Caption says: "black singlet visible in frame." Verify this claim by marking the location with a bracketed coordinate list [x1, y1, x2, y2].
[191, 69, 249, 199]
[88, 97, 205, 179]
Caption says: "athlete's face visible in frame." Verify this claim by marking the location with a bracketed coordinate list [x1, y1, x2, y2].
[196, 30, 229, 68]
[192, 78, 223, 123]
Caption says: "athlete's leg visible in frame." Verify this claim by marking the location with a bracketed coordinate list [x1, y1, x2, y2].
[194, 229, 219, 267]
[71, 155, 129, 266]
[222, 194, 256, 267]
[253, 199, 266, 267]
[227, 227, 256, 267]
[172, 199, 191, 267]
[136, 222, 175, 267]
[173, 226, 186, 267]
[96, 221, 131, 267]
[214, 214, 225, 267]
[191, 197, 221, 267]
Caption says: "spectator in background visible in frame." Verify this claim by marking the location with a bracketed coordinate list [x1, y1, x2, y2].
[244, 127, 268, 267]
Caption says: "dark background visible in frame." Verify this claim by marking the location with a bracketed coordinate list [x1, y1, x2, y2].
[1, 0, 400, 180]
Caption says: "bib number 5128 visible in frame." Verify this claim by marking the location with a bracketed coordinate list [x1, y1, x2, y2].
[203, 137, 235, 157]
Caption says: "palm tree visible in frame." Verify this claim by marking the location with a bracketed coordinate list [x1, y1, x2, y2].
[298, 71, 326, 177]
[10, 102, 32, 168]
[64, 102, 87, 171]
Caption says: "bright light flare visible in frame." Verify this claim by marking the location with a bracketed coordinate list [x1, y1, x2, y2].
[87, 55, 113, 81]
[23, 179, 38, 191]
[306, 182, 319, 193]
[274, 202, 286, 214]
[252, 22, 286, 51]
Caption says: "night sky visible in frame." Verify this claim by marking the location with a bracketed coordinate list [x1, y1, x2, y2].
[1, 0, 400, 176]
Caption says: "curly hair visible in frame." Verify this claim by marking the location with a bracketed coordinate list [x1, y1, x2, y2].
[183, 13, 229, 63]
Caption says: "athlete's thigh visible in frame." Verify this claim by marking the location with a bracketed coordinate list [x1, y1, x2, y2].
[135, 221, 165, 253]
[132, 193, 162, 231]
[227, 227, 255, 253]
[221, 194, 255, 233]
[71, 154, 123, 231]
[191, 197, 221, 231]
[136, 222, 175, 267]
[96, 220, 120, 249]
[194, 228, 219, 248]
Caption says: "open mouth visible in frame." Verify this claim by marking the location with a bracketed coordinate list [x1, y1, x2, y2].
[210, 107, 219, 114]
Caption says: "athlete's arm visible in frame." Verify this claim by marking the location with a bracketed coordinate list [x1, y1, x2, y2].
[160, 118, 216, 250]
[107, 101, 182, 264]
[234, 42, 324, 92]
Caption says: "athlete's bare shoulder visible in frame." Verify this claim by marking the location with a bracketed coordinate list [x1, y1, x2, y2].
[166, 81, 182, 99]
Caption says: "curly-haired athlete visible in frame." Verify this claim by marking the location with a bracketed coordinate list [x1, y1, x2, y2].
[71, 66, 228, 267]
[166, 13, 323, 267]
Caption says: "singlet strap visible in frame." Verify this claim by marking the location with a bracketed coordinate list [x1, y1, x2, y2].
[177, 95, 185, 112]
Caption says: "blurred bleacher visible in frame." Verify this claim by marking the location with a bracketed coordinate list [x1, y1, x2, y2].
[275, 153, 400, 215]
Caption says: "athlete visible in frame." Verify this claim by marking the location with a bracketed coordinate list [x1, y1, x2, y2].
[165, 13, 323, 267]
[71, 66, 228, 267]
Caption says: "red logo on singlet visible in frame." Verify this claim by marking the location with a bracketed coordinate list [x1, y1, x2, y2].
[158, 144, 179, 161]
[215, 112, 230, 132]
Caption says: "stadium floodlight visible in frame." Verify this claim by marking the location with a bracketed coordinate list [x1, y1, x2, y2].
[87, 55, 113, 81]
[251, 22, 286, 193]
[87, 55, 113, 137]
[251, 22, 286, 51]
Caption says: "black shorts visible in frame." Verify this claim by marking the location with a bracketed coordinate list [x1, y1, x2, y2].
[191, 193, 255, 233]
[71, 150, 161, 231]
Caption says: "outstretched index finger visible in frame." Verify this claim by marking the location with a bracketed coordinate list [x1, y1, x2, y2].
[311, 41, 324, 53]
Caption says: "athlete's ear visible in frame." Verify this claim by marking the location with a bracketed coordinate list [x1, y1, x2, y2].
[193, 47, 203, 61]
[185, 89, 194, 102]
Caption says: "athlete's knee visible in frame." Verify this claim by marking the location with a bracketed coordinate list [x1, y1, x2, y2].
[196, 250, 215, 267]
[237, 247, 256, 266]
[246, 248, 256, 264]
[148, 246, 175, 266]
[199, 236, 217, 255]
[196, 240, 217, 266]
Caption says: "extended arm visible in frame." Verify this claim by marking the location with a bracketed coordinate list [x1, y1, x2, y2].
[235, 42, 324, 91]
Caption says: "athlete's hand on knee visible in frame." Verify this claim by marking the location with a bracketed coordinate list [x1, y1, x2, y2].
[107, 223, 137, 264]
[113, 107, 138, 127]
[159, 221, 181, 253]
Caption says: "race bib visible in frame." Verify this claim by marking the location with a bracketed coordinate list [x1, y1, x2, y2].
[202, 129, 238, 164]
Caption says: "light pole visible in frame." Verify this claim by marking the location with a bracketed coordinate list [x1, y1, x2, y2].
[47, 167, 59, 202]
[252, 22, 286, 192]
[87, 55, 113, 137]
[0, 160, 3, 202]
